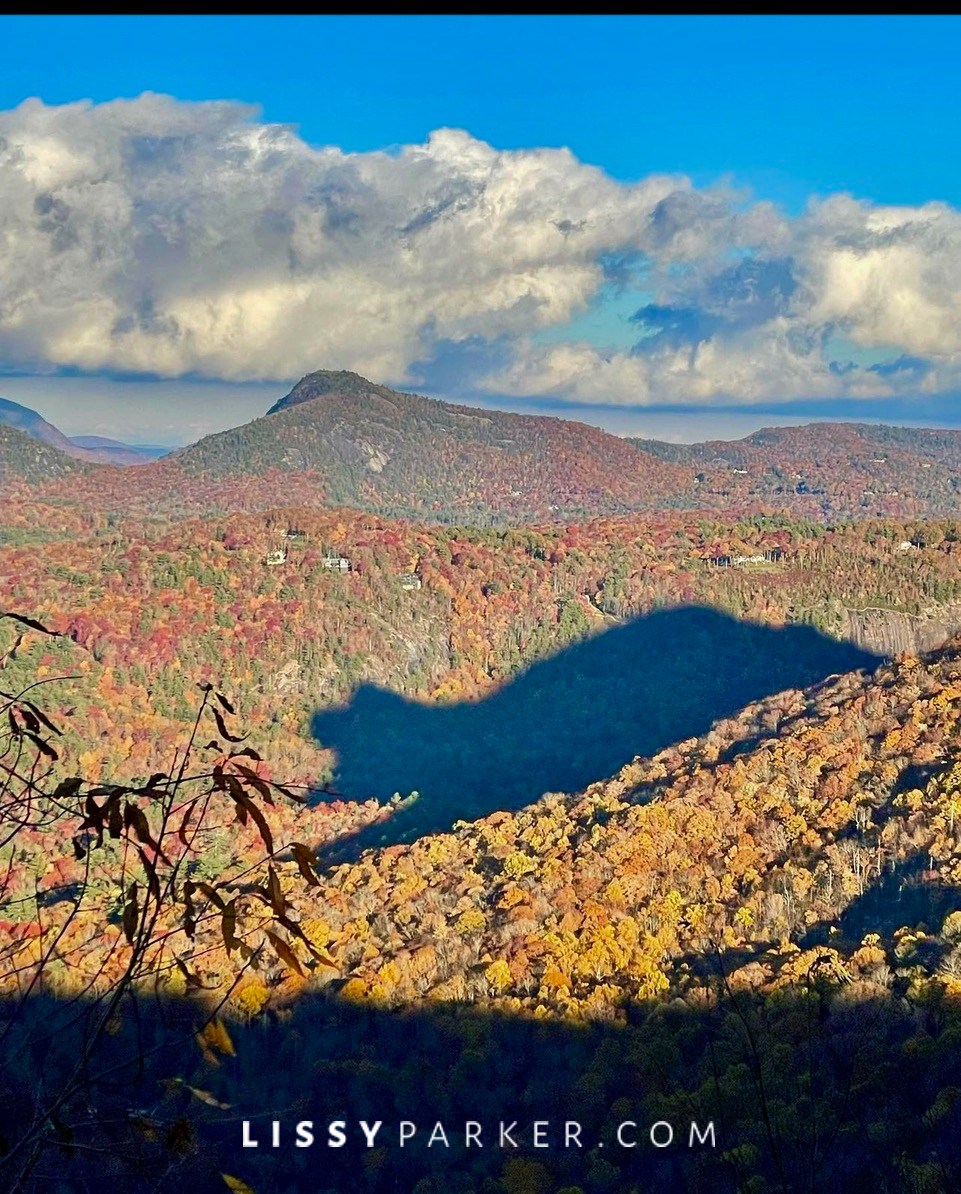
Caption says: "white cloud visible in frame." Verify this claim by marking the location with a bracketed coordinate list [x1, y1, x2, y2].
[488, 327, 853, 408]
[0, 96, 688, 382]
[799, 195, 961, 360]
[1, 94, 961, 407]
[490, 192, 961, 406]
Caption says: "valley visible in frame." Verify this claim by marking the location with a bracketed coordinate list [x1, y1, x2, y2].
[4, 373, 961, 1192]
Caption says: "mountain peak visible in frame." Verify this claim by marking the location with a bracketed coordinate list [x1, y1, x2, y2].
[173, 369, 693, 522]
[267, 370, 386, 415]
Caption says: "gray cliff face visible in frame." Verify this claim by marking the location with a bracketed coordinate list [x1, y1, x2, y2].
[838, 604, 961, 658]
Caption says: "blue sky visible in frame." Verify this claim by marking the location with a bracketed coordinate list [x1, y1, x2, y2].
[4, 17, 959, 207]
[1, 16, 961, 443]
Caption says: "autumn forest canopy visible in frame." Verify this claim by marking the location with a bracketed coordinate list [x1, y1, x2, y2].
[5, 372, 961, 1192]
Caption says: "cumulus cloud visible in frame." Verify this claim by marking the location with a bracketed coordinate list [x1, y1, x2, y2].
[1, 93, 961, 406]
[489, 192, 961, 406]
[0, 94, 690, 382]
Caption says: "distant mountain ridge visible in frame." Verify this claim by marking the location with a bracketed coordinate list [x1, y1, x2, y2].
[11, 369, 961, 522]
[0, 397, 153, 467]
[632, 420, 961, 519]
[633, 421, 961, 465]
[68, 435, 169, 460]
[161, 375, 961, 521]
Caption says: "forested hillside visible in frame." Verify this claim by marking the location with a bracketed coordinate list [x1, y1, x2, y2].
[6, 500, 961, 798]
[164, 370, 693, 521]
[0, 423, 86, 486]
[12, 627, 957, 1024]
[6, 386, 961, 1192]
[634, 421, 961, 520]
[5, 615, 961, 1191]
[10, 371, 961, 524]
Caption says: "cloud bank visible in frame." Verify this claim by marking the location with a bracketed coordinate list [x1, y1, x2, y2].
[2, 94, 961, 407]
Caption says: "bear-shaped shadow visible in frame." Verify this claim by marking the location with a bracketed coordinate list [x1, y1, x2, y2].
[312, 605, 879, 860]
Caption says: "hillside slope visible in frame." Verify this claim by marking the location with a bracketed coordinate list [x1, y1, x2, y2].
[6, 571, 961, 1192]
[0, 422, 85, 486]
[23, 375, 961, 522]
[296, 636, 961, 1013]
[13, 614, 961, 1020]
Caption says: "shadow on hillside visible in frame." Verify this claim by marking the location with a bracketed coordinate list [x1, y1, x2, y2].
[801, 854, 961, 954]
[677, 851, 961, 985]
[312, 606, 880, 860]
[3, 971, 961, 1194]
[4, 795, 960, 1192]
